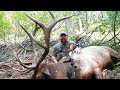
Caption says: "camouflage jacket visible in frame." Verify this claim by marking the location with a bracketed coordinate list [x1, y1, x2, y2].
[52, 41, 75, 61]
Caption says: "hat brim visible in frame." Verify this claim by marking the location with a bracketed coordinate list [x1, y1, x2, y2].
[60, 33, 67, 36]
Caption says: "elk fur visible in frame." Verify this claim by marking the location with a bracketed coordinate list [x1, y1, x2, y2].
[34, 61, 71, 79]
[69, 46, 120, 79]
[33, 46, 120, 79]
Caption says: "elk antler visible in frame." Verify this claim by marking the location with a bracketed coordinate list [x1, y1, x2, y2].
[14, 11, 74, 73]
[13, 50, 36, 69]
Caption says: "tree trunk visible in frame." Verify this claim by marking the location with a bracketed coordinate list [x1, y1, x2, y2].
[113, 11, 117, 46]
[65, 19, 69, 34]
[3, 32, 6, 44]
[78, 15, 83, 34]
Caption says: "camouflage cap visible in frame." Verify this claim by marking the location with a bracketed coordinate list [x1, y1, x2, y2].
[60, 32, 67, 36]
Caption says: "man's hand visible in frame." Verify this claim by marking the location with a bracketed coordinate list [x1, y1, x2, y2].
[70, 44, 75, 50]
[51, 56, 58, 63]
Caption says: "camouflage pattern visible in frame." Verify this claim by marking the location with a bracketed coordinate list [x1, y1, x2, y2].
[52, 41, 75, 61]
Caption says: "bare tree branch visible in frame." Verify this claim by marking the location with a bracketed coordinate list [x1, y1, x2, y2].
[116, 36, 120, 42]
[48, 11, 55, 20]
[113, 11, 117, 46]
[101, 31, 120, 44]
[97, 31, 111, 45]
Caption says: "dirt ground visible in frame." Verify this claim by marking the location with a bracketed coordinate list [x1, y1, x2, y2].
[0, 60, 120, 79]
[0, 61, 34, 79]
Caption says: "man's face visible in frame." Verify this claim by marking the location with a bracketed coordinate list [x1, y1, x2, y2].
[60, 34, 67, 43]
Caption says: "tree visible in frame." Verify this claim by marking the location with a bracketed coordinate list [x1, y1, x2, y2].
[0, 11, 12, 43]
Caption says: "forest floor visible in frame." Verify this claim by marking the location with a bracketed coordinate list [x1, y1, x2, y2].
[0, 41, 120, 79]
[0, 59, 120, 79]
[0, 60, 34, 79]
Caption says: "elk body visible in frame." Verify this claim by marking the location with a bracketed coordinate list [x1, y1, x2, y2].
[69, 46, 120, 79]
[13, 11, 120, 79]
[34, 61, 71, 79]
[69, 46, 120, 70]
[32, 46, 120, 79]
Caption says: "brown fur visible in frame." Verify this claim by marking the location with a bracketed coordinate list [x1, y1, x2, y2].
[100, 46, 120, 59]
[34, 46, 120, 79]
[74, 59, 103, 79]
[71, 46, 120, 79]
[35, 62, 71, 79]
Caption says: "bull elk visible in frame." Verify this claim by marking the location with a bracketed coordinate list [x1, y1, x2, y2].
[13, 11, 75, 79]
[33, 46, 120, 79]
[13, 11, 120, 79]
[69, 46, 120, 79]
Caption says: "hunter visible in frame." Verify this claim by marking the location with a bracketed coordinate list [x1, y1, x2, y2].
[51, 32, 75, 63]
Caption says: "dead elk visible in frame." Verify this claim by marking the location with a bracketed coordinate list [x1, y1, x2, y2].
[32, 61, 71, 79]
[14, 45, 120, 79]
[13, 11, 74, 79]
[31, 58, 102, 79]
[12, 11, 120, 79]
[69, 46, 120, 79]
[32, 46, 120, 79]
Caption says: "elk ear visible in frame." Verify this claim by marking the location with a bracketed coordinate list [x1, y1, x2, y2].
[42, 68, 51, 78]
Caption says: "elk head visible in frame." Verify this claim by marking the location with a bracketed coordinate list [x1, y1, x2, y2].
[13, 11, 74, 79]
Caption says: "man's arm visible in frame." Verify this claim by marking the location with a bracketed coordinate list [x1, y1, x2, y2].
[51, 56, 58, 63]
[51, 45, 59, 63]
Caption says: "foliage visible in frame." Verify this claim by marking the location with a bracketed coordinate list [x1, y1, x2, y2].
[0, 12, 12, 39]
[0, 11, 120, 47]
[1, 57, 9, 61]
[91, 40, 101, 46]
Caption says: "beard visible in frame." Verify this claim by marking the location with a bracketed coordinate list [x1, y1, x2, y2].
[61, 38, 67, 44]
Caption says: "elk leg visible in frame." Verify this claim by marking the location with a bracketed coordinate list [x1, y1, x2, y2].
[94, 67, 103, 79]
[70, 58, 75, 79]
